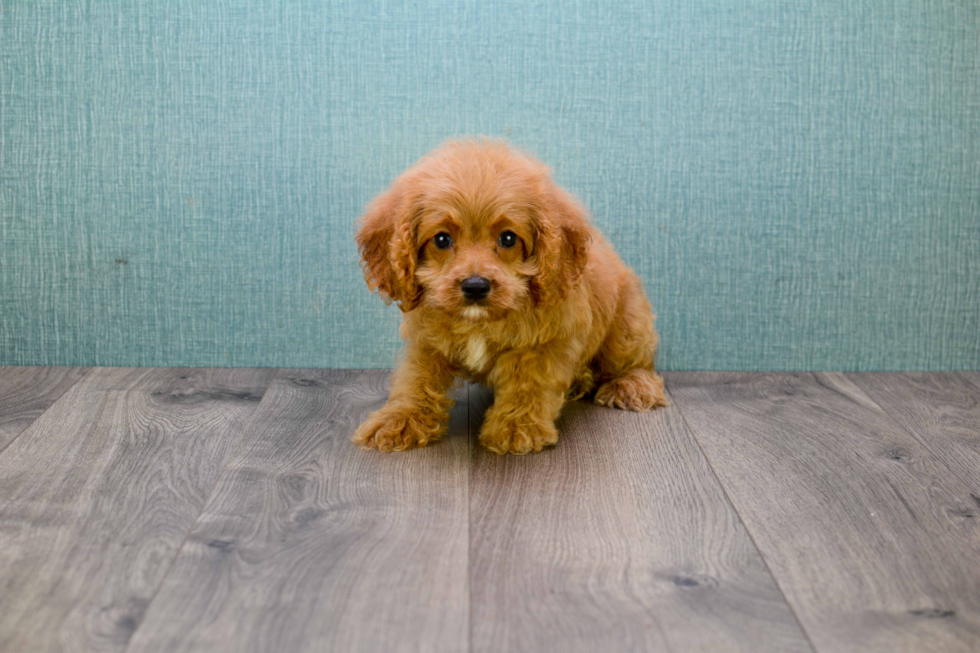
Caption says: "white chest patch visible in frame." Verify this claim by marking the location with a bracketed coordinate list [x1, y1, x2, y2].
[464, 335, 491, 372]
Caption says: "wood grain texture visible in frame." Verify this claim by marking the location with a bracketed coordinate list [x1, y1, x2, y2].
[0, 366, 275, 653]
[468, 383, 812, 653]
[126, 370, 470, 653]
[0, 366, 90, 452]
[666, 372, 980, 653]
[846, 373, 980, 495]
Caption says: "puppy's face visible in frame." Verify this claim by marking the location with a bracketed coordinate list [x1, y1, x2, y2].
[412, 180, 536, 322]
[357, 139, 591, 320]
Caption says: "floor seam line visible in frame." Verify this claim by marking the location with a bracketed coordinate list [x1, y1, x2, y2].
[119, 367, 284, 653]
[841, 371, 980, 479]
[666, 374, 822, 653]
[0, 366, 94, 459]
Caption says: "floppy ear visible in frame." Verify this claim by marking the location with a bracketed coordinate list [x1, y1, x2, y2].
[355, 179, 422, 312]
[529, 183, 592, 306]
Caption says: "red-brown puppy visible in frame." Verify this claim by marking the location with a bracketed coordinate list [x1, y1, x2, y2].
[354, 138, 666, 454]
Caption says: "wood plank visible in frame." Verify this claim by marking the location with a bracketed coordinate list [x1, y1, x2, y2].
[468, 383, 812, 653]
[666, 372, 980, 653]
[0, 366, 276, 653]
[0, 366, 90, 453]
[846, 373, 980, 493]
[127, 370, 470, 653]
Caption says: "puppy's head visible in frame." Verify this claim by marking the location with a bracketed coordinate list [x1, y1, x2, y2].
[356, 138, 591, 320]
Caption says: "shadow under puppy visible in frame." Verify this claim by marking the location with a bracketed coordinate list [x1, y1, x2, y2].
[354, 138, 666, 455]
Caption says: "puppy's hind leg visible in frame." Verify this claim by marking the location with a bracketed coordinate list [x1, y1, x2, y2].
[593, 279, 668, 412]
[594, 368, 666, 411]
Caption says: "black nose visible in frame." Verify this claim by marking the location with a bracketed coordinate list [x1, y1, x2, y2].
[460, 276, 491, 301]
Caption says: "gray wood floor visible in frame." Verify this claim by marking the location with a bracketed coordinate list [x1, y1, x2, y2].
[0, 369, 977, 653]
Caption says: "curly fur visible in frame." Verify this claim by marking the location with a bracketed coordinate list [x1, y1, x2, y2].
[353, 138, 666, 455]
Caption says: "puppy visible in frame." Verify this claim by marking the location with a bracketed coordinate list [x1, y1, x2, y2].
[353, 138, 666, 454]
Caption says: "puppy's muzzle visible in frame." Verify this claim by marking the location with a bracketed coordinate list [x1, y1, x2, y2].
[460, 275, 491, 302]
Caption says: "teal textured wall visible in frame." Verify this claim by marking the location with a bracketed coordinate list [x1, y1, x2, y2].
[1, 1, 978, 370]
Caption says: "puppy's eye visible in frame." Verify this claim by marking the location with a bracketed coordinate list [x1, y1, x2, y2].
[433, 232, 453, 250]
[498, 230, 518, 249]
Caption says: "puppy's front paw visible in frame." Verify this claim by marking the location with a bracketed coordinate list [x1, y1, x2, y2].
[352, 405, 447, 452]
[479, 412, 558, 455]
